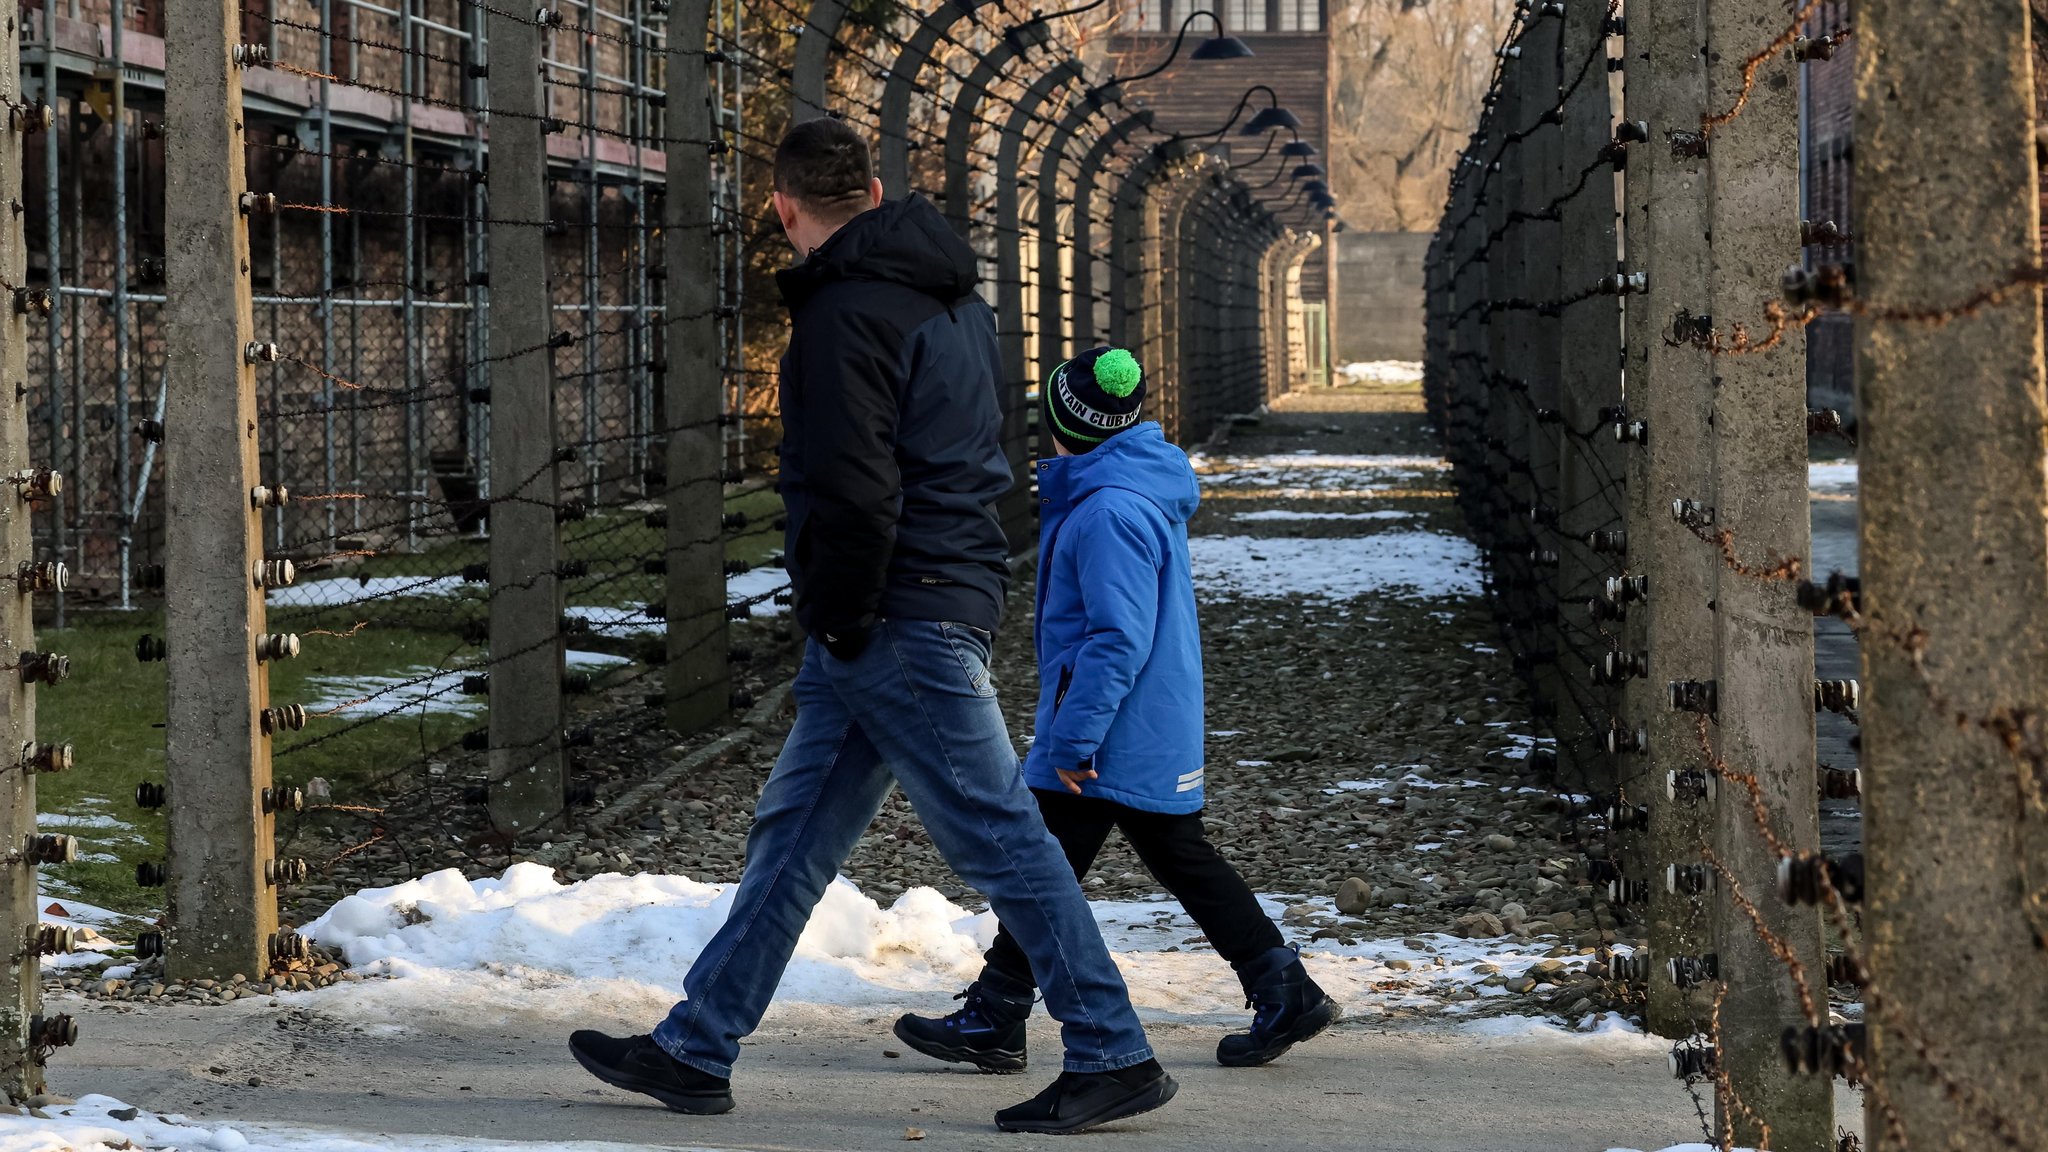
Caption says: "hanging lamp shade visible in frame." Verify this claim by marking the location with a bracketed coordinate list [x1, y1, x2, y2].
[1190, 33, 1255, 60]
[1241, 106, 1302, 135]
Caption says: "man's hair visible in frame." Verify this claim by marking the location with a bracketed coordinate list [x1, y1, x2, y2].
[774, 118, 875, 221]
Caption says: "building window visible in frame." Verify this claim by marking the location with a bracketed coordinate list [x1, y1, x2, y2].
[1277, 0, 1320, 31]
[1225, 0, 1265, 32]
[1122, 0, 1166, 30]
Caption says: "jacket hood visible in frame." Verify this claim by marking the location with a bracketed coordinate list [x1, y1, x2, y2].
[1050, 423, 1200, 524]
[776, 194, 979, 312]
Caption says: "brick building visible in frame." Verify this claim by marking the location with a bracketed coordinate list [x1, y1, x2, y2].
[19, 0, 695, 604]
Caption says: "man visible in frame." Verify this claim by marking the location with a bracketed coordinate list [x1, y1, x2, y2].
[570, 119, 1178, 1136]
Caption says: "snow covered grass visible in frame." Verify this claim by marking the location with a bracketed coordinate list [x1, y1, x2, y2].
[283, 864, 1618, 1033]
[1230, 509, 1413, 523]
[0, 1096, 729, 1152]
[1188, 533, 1483, 601]
[1335, 360, 1424, 387]
[1197, 454, 1448, 492]
[282, 571, 789, 621]
[1808, 461, 1858, 494]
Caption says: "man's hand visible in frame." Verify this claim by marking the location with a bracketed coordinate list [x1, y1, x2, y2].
[821, 626, 873, 663]
[1056, 766, 1098, 795]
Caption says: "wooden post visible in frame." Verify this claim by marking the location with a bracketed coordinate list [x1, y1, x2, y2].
[663, 0, 730, 733]
[162, 0, 279, 980]
[1620, 0, 1718, 1041]
[0, 10, 57, 1097]
[485, 5, 565, 834]
[1703, 0, 1827, 1143]
[1855, 1, 2048, 1145]
[1553, 0, 1622, 796]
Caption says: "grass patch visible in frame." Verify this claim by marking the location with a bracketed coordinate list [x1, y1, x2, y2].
[33, 485, 788, 916]
[33, 613, 483, 916]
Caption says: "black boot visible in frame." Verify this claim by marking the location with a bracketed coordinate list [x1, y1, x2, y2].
[993, 1058, 1178, 1134]
[1216, 946, 1342, 1067]
[892, 978, 1033, 1073]
[569, 1030, 735, 1114]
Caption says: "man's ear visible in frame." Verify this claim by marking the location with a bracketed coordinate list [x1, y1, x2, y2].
[772, 189, 801, 234]
[867, 177, 884, 209]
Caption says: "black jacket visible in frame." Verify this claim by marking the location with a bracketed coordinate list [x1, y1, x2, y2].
[775, 195, 1012, 645]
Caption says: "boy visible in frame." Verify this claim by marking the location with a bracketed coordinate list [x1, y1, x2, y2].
[894, 345, 1342, 1072]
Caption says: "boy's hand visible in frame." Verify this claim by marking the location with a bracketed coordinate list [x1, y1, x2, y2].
[1056, 766, 1098, 795]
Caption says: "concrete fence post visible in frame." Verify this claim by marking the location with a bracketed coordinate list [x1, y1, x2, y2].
[1702, 0, 1827, 1143]
[1855, 1, 2048, 1145]
[662, 0, 731, 733]
[0, 2, 60, 1095]
[484, 2, 566, 834]
[1552, 0, 1622, 797]
[1619, 0, 1719, 1042]
[161, 0, 281, 982]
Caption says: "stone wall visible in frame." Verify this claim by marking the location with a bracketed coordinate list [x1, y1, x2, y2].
[1333, 231, 1427, 364]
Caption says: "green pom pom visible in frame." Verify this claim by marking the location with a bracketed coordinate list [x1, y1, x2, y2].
[1092, 348, 1142, 399]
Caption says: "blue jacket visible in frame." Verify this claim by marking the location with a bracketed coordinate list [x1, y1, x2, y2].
[1023, 423, 1206, 814]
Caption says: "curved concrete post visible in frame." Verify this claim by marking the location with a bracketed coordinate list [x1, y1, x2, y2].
[1035, 87, 1119, 389]
[1070, 111, 1153, 351]
[1109, 148, 1168, 349]
[789, 0, 851, 124]
[997, 59, 1085, 388]
[943, 18, 1051, 233]
[1146, 157, 1215, 442]
[877, 0, 987, 196]
[989, 59, 1086, 546]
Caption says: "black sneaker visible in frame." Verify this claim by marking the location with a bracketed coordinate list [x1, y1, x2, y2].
[569, 1030, 735, 1114]
[1216, 946, 1343, 1067]
[994, 1058, 1178, 1134]
[893, 980, 1032, 1073]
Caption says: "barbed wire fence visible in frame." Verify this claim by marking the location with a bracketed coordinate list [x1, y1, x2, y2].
[0, 0, 1330, 1098]
[1426, 0, 2048, 1148]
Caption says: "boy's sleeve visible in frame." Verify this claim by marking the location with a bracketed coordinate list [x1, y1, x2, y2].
[1039, 504, 1162, 770]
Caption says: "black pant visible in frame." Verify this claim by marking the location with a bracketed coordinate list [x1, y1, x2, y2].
[981, 789, 1286, 992]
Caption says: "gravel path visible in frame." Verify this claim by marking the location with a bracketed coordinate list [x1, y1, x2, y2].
[421, 383, 1640, 1021]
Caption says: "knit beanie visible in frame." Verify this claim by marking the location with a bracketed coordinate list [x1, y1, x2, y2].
[1044, 346, 1146, 455]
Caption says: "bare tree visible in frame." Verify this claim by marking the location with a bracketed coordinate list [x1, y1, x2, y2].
[1330, 0, 1512, 231]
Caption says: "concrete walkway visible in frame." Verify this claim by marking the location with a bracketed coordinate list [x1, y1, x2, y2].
[49, 995, 1857, 1152]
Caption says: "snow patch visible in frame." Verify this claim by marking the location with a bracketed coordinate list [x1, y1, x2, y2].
[1189, 533, 1483, 602]
[1230, 509, 1413, 523]
[1197, 454, 1449, 492]
[1808, 461, 1858, 494]
[293, 865, 1609, 1029]
[301, 668, 481, 720]
[1335, 360, 1424, 387]
[0, 1096, 732, 1152]
[35, 813, 133, 831]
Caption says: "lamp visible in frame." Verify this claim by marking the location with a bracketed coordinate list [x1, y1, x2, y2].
[1280, 140, 1317, 159]
[1116, 11, 1254, 86]
[1241, 105, 1303, 135]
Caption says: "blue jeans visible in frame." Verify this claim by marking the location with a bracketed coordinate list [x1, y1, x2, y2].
[651, 619, 1154, 1077]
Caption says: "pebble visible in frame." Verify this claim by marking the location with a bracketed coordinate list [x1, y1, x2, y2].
[1484, 834, 1516, 852]
[1334, 877, 1372, 915]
